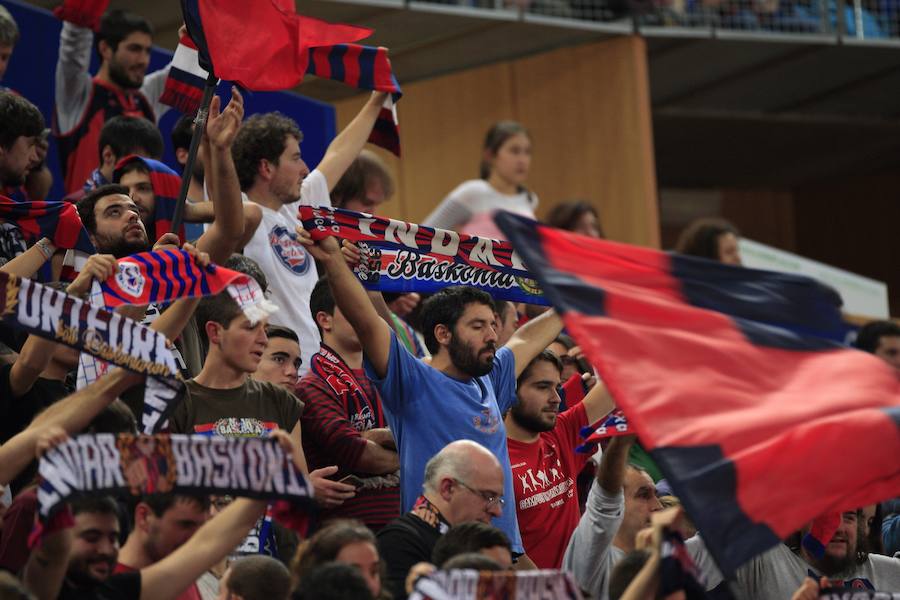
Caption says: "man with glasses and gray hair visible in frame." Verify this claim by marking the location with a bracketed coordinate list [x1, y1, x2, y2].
[376, 440, 505, 600]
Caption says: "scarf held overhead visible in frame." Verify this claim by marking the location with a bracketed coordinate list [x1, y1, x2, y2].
[409, 570, 584, 600]
[0, 197, 95, 254]
[0, 271, 183, 433]
[299, 206, 546, 305]
[37, 433, 313, 519]
[100, 248, 277, 325]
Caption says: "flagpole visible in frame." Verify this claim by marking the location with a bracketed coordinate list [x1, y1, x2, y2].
[170, 72, 219, 236]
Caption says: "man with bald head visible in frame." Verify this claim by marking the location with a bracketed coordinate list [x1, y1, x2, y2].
[377, 440, 504, 600]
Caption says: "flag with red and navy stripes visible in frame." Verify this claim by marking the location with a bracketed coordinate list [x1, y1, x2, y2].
[0, 196, 95, 254]
[306, 44, 403, 156]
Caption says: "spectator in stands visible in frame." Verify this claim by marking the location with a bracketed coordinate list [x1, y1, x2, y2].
[82, 115, 164, 193]
[376, 440, 504, 599]
[424, 121, 538, 240]
[493, 300, 519, 347]
[171, 113, 207, 203]
[854, 320, 900, 371]
[0, 91, 42, 193]
[301, 224, 566, 567]
[330, 149, 394, 214]
[442, 553, 503, 571]
[431, 522, 512, 568]
[297, 277, 401, 531]
[55, 9, 173, 193]
[76, 184, 153, 257]
[545, 200, 604, 238]
[293, 562, 374, 600]
[291, 520, 386, 599]
[674, 217, 742, 265]
[253, 325, 303, 389]
[0, 5, 17, 86]
[115, 494, 211, 600]
[688, 509, 900, 597]
[219, 555, 292, 600]
[506, 350, 614, 568]
[563, 435, 664, 598]
[233, 91, 388, 374]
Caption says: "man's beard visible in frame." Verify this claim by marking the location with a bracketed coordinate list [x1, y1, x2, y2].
[811, 544, 858, 577]
[0, 162, 25, 188]
[447, 334, 495, 378]
[108, 58, 142, 90]
[509, 401, 556, 433]
[94, 232, 151, 258]
[66, 557, 115, 588]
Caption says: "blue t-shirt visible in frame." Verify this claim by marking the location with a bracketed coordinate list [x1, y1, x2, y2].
[365, 332, 523, 553]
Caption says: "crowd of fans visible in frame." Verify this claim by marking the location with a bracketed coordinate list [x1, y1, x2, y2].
[0, 4, 897, 600]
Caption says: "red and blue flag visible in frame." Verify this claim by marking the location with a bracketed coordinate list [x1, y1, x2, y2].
[495, 212, 900, 576]
[0, 196, 95, 254]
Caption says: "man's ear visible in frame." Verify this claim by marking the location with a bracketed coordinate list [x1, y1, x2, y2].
[434, 323, 452, 347]
[257, 159, 274, 183]
[315, 311, 333, 334]
[175, 147, 188, 167]
[206, 321, 225, 345]
[439, 476, 455, 502]
[101, 145, 116, 169]
[134, 502, 152, 532]
[98, 39, 114, 62]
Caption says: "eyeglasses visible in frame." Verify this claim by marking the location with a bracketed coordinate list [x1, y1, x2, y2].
[455, 479, 505, 508]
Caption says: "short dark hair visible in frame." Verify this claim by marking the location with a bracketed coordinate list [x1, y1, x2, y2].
[171, 114, 195, 153]
[674, 217, 739, 262]
[77, 184, 131, 236]
[228, 555, 292, 600]
[114, 159, 150, 182]
[441, 552, 503, 571]
[197, 291, 242, 330]
[98, 116, 163, 164]
[232, 113, 303, 191]
[330, 149, 394, 209]
[854, 320, 900, 354]
[266, 325, 298, 345]
[290, 520, 378, 589]
[292, 562, 373, 600]
[0, 5, 20, 48]
[609, 550, 651, 600]
[224, 254, 268, 293]
[138, 493, 210, 518]
[516, 349, 562, 388]
[0, 92, 44, 151]
[309, 277, 335, 337]
[421, 286, 496, 355]
[545, 200, 603, 237]
[431, 522, 511, 568]
[70, 495, 119, 518]
[96, 9, 153, 56]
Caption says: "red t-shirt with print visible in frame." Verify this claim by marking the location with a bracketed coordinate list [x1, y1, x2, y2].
[507, 402, 590, 568]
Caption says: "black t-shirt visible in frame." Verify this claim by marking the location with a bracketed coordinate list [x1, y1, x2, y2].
[58, 571, 141, 600]
[376, 513, 443, 600]
[0, 364, 69, 443]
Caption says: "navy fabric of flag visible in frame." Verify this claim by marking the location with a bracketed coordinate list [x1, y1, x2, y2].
[306, 44, 403, 156]
[0, 196, 95, 254]
[495, 212, 900, 576]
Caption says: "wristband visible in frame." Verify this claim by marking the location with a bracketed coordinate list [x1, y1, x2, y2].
[36, 238, 57, 260]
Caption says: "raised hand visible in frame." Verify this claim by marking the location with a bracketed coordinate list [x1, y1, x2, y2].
[206, 87, 244, 149]
[295, 224, 341, 263]
[66, 253, 118, 295]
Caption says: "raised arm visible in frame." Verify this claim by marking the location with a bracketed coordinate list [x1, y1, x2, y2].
[55, 21, 93, 135]
[195, 88, 245, 264]
[505, 309, 564, 378]
[297, 227, 392, 377]
[598, 434, 635, 494]
[581, 381, 616, 426]
[316, 91, 388, 192]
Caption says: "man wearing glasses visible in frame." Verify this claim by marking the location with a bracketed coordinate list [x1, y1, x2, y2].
[376, 440, 505, 600]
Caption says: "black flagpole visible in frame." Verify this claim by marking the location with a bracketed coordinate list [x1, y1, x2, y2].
[169, 72, 219, 236]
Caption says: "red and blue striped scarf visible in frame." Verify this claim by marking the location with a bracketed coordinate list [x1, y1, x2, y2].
[160, 34, 212, 114]
[113, 155, 187, 243]
[306, 44, 403, 156]
[309, 343, 384, 429]
[0, 196, 95, 254]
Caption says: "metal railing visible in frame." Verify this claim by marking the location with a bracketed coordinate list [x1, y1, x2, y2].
[413, 0, 900, 39]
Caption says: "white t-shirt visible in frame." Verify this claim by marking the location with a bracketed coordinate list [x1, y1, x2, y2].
[423, 179, 538, 240]
[243, 169, 330, 375]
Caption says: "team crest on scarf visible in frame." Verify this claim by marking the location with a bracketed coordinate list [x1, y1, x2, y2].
[115, 261, 145, 298]
[269, 225, 310, 275]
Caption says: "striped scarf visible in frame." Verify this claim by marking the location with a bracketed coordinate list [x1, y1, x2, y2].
[309, 344, 383, 429]
[306, 44, 402, 156]
[160, 34, 213, 114]
[0, 196, 95, 254]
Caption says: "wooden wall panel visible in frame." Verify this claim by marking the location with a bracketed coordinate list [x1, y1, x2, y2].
[333, 36, 659, 246]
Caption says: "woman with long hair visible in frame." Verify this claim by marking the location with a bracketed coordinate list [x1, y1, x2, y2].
[424, 121, 537, 240]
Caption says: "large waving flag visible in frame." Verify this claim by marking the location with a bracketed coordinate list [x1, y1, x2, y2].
[180, 0, 372, 91]
[307, 44, 403, 156]
[113, 155, 186, 243]
[0, 196, 95, 254]
[495, 212, 900, 576]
